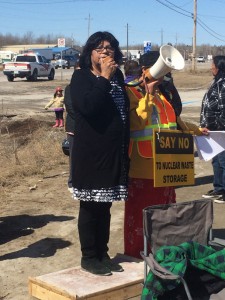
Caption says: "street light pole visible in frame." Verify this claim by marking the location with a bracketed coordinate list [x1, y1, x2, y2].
[161, 28, 163, 46]
[126, 23, 129, 60]
[192, 0, 197, 72]
[85, 14, 92, 38]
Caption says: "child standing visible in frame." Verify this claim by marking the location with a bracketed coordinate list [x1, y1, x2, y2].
[45, 87, 64, 127]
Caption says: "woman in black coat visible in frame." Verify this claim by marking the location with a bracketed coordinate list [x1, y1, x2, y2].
[64, 84, 75, 192]
[70, 31, 130, 276]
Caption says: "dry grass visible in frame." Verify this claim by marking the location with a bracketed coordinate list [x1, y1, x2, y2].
[0, 118, 67, 187]
[173, 67, 212, 89]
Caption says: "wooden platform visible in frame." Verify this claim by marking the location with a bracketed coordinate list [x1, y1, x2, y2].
[28, 254, 144, 300]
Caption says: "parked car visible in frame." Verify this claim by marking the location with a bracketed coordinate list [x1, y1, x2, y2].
[54, 55, 78, 69]
[197, 56, 205, 63]
[54, 58, 68, 69]
[3, 52, 55, 81]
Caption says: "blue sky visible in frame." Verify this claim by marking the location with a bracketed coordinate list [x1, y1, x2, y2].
[1, 0, 225, 47]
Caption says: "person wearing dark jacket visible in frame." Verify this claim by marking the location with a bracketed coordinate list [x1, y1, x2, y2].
[70, 31, 130, 276]
[201, 56, 225, 203]
[139, 51, 182, 118]
[64, 84, 76, 193]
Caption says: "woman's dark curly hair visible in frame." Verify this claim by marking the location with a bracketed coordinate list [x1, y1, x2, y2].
[213, 55, 225, 80]
[79, 31, 123, 69]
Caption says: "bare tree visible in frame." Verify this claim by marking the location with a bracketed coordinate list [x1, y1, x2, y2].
[23, 31, 35, 44]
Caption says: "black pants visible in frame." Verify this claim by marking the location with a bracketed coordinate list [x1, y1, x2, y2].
[54, 110, 63, 120]
[78, 201, 112, 260]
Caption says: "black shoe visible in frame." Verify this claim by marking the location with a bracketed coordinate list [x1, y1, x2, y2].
[214, 194, 225, 204]
[202, 190, 223, 199]
[101, 255, 124, 272]
[81, 257, 112, 276]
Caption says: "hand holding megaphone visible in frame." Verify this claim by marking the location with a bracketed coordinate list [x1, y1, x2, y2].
[143, 73, 163, 94]
[144, 45, 185, 82]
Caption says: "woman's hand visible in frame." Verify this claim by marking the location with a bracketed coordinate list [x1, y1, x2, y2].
[100, 56, 117, 80]
[140, 66, 163, 94]
[200, 127, 209, 135]
[144, 77, 163, 94]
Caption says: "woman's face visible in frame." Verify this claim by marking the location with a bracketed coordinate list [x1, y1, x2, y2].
[91, 40, 115, 67]
[211, 61, 218, 76]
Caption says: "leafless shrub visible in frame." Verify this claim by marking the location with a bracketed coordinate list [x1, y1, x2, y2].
[0, 125, 67, 188]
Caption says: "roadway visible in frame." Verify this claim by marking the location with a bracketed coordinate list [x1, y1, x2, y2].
[0, 66, 206, 118]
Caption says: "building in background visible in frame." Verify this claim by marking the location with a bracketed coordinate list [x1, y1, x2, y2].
[52, 47, 80, 60]
[0, 44, 80, 62]
[0, 51, 17, 63]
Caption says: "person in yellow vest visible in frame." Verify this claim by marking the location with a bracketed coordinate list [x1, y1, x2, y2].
[124, 53, 207, 259]
[124, 53, 181, 259]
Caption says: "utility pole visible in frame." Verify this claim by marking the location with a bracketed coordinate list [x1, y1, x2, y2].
[175, 33, 178, 48]
[161, 28, 163, 46]
[192, 0, 197, 72]
[86, 14, 92, 38]
[126, 23, 129, 60]
[71, 34, 74, 48]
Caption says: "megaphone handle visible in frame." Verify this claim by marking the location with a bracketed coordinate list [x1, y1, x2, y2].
[143, 78, 161, 136]
[144, 75, 157, 95]
[143, 74, 151, 94]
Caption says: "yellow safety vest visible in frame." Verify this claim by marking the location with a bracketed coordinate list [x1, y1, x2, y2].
[127, 85, 177, 158]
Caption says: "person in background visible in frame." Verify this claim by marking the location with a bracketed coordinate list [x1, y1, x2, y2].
[124, 52, 181, 259]
[136, 50, 141, 63]
[124, 60, 142, 84]
[201, 56, 225, 203]
[64, 61, 80, 194]
[45, 87, 64, 127]
[70, 31, 130, 276]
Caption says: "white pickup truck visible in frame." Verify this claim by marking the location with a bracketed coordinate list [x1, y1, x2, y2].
[3, 52, 55, 82]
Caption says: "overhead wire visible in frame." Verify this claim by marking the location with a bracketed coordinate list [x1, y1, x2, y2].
[154, 0, 225, 43]
[197, 19, 225, 43]
[1, 0, 104, 4]
[197, 17, 225, 38]
[154, 0, 192, 18]
[163, 0, 192, 15]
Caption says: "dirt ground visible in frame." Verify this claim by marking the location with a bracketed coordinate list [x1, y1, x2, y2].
[1, 63, 225, 300]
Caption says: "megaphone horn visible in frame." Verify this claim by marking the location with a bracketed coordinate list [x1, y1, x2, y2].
[145, 45, 185, 82]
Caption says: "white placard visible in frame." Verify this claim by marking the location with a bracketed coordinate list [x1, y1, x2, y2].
[58, 38, 65, 47]
[194, 131, 225, 161]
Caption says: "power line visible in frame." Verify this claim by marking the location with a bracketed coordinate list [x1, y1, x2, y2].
[164, 0, 192, 14]
[154, 0, 192, 18]
[197, 19, 225, 43]
[155, 0, 225, 43]
[1, 0, 104, 4]
[197, 17, 225, 38]
[211, 0, 225, 3]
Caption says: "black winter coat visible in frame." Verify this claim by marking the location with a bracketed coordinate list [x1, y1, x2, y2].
[70, 68, 130, 191]
[200, 77, 225, 131]
[64, 84, 75, 133]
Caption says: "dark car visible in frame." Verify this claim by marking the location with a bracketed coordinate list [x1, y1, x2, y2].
[63, 55, 78, 68]
[54, 55, 79, 69]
